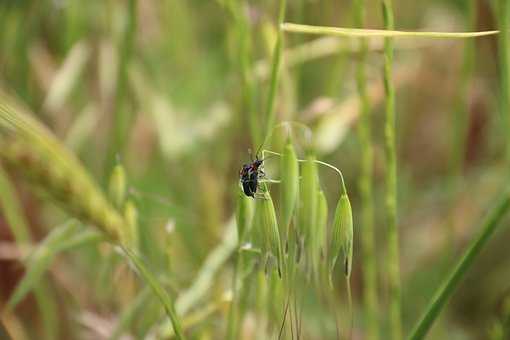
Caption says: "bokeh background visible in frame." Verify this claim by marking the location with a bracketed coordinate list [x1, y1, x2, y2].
[1, 0, 510, 339]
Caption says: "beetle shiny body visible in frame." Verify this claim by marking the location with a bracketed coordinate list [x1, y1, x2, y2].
[239, 158, 264, 198]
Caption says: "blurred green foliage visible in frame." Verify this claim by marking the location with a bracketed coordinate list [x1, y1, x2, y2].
[1, 0, 510, 339]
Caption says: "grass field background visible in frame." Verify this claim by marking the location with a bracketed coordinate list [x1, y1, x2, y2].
[1, 1, 510, 339]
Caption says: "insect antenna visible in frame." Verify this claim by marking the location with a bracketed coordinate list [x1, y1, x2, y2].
[247, 148, 254, 162]
[254, 140, 266, 160]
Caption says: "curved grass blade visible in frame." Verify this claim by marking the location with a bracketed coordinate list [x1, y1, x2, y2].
[282, 23, 498, 39]
[121, 247, 185, 339]
[409, 188, 510, 340]
[110, 286, 152, 340]
[7, 221, 102, 309]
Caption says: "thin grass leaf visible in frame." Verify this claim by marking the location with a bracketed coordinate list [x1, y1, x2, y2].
[121, 247, 185, 340]
[409, 188, 510, 340]
[161, 296, 227, 338]
[43, 40, 91, 114]
[282, 23, 498, 38]
[110, 286, 152, 340]
[7, 220, 100, 309]
[176, 218, 237, 316]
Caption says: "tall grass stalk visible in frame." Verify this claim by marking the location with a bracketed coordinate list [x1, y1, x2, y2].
[450, 0, 475, 179]
[447, 0, 476, 252]
[353, 0, 378, 338]
[498, 0, 510, 161]
[381, 1, 402, 339]
[263, 0, 287, 144]
[409, 187, 510, 340]
[106, 0, 137, 173]
[226, 0, 259, 146]
[122, 247, 185, 339]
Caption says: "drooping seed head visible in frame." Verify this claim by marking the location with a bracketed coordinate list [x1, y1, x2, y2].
[253, 184, 282, 276]
[280, 138, 299, 238]
[312, 189, 328, 282]
[297, 154, 318, 245]
[329, 193, 353, 279]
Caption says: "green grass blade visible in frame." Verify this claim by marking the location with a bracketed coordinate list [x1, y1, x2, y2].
[282, 23, 498, 38]
[121, 247, 185, 340]
[110, 286, 152, 340]
[7, 221, 98, 308]
[408, 188, 510, 340]
[176, 218, 237, 315]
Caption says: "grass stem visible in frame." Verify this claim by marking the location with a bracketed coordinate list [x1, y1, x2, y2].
[353, 0, 378, 339]
[281, 22, 498, 38]
[498, 0, 510, 161]
[408, 187, 510, 340]
[263, 0, 287, 145]
[381, 1, 402, 339]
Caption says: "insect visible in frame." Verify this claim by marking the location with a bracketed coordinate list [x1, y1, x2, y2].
[239, 147, 266, 198]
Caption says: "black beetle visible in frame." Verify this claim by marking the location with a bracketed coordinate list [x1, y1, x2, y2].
[239, 158, 264, 198]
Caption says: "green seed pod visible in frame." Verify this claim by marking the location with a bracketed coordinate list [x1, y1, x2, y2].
[298, 155, 318, 248]
[109, 163, 127, 209]
[236, 186, 254, 243]
[329, 193, 353, 279]
[313, 190, 328, 281]
[254, 185, 282, 276]
[124, 200, 139, 250]
[280, 138, 299, 237]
